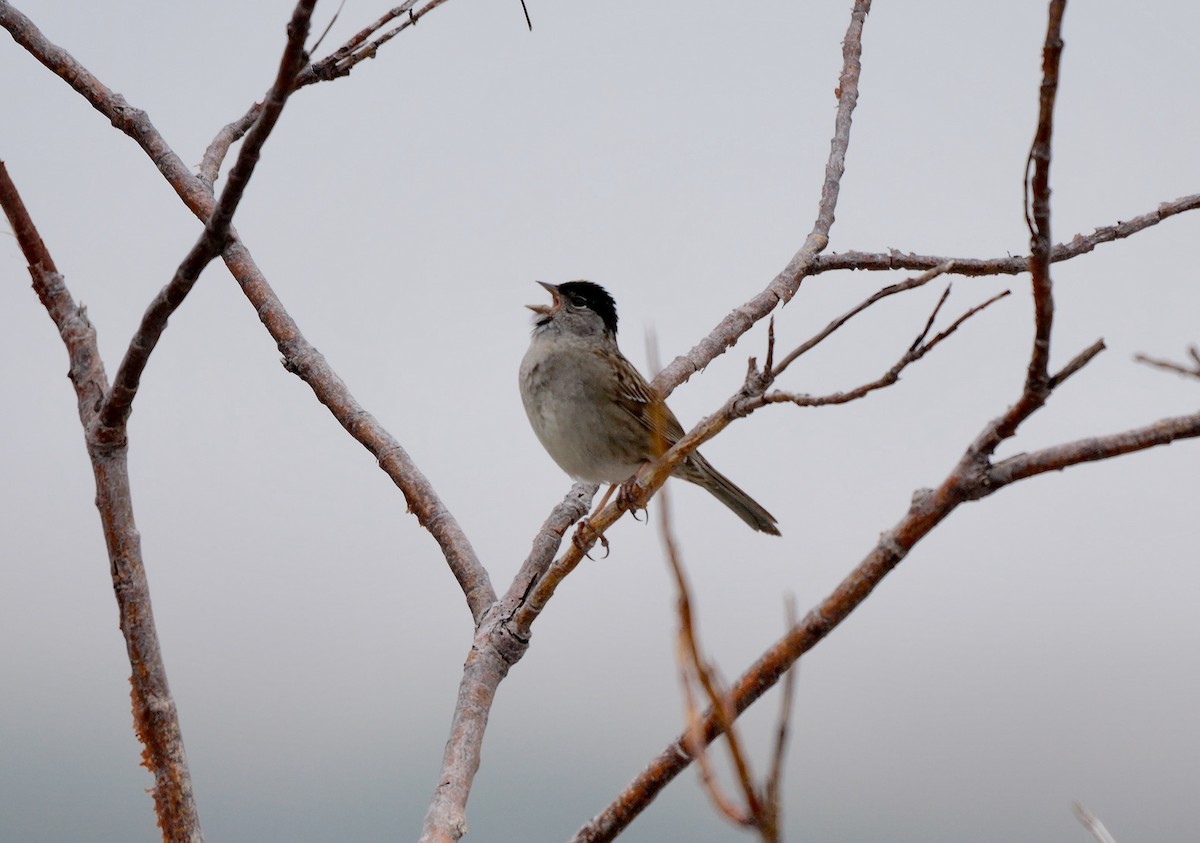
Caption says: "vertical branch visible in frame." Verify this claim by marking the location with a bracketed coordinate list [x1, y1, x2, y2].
[1, 161, 204, 842]
[1021, 0, 1066, 400]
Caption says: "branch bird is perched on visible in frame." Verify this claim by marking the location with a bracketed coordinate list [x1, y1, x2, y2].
[519, 281, 781, 535]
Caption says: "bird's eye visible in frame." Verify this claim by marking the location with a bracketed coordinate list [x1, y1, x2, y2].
[567, 295, 588, 308]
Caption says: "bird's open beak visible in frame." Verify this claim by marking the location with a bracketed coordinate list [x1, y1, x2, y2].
[526, 281, 561, 316]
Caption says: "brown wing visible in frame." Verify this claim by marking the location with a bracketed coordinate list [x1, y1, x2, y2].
[598, 347, 686, 457]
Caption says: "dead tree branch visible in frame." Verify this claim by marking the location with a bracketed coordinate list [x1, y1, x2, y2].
[813, 191, 1200, 277]
[764, 287, 1010, 409]
[0, 160, 205, 843]
[661, 486, 790, 842]
[1135, 345, 1200, 381]
[417, 484, 595, 843]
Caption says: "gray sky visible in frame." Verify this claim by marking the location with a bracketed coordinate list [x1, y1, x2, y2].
[2, 1, 1198, 841]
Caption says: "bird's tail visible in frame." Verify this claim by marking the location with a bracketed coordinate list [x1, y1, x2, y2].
[680, 454, 781, 535]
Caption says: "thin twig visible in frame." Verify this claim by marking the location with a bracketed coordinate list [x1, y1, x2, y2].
[772, 261, 957, 377]
[309, 0, 347, 56]
[1134, 346, 1200, 380]
[1050, 339, 1106, 388]
[1022, 0, 1066, 396]
[764, 599, 797, 820]
[764, 289, 1010, 409]
[815, 192, 1200, 277]
[1072, 802, 1119, 843]
[660, 486, 759, 829]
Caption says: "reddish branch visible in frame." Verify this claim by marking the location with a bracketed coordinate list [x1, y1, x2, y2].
[1021, 0, 1065, 397]
[661, 487, 790, 841]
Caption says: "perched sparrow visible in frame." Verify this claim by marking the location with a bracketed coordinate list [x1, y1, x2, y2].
[519, 281, 780, 535]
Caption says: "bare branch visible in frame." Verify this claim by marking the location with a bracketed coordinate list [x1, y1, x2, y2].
[772, 261, 957, 377]
[418, 485, 593, 843]
[660, 488, 758, 830]
[565, 6, 1200, 840]
[301, 0, 453, 84]
[0, 159, 204, 843]
[1050, 338, 1106, 388]
[1135, 345, 1200, 380]
[764, 288, 1010, 409]
[988, 412, 1200, 486]
[0, 1, 214, 219]
[226, 239, 495, 620]
[1073, 802, 1119, 843]
[814, 191, 1200, 277]
[1022, 0, 1066, 395]
[651, 0, 873, 396]
[960, 1, 1069, 464]
[96, 0, 317, 441]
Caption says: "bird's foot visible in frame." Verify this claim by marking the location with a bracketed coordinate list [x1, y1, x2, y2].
[572, 519, 610, 559]
[616, 475, 647, 523]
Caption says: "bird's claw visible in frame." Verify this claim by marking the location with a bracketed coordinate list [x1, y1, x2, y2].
[616, 476, 647, 523]
[572, 519, 610, 559]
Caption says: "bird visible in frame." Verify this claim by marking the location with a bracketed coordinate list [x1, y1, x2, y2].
[518, 280, 781, 535]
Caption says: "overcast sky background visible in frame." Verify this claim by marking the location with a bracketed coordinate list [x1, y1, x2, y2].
[2, 1, 1198, 841]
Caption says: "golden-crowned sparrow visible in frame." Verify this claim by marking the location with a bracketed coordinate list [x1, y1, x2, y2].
[519, 281, 780, 535]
